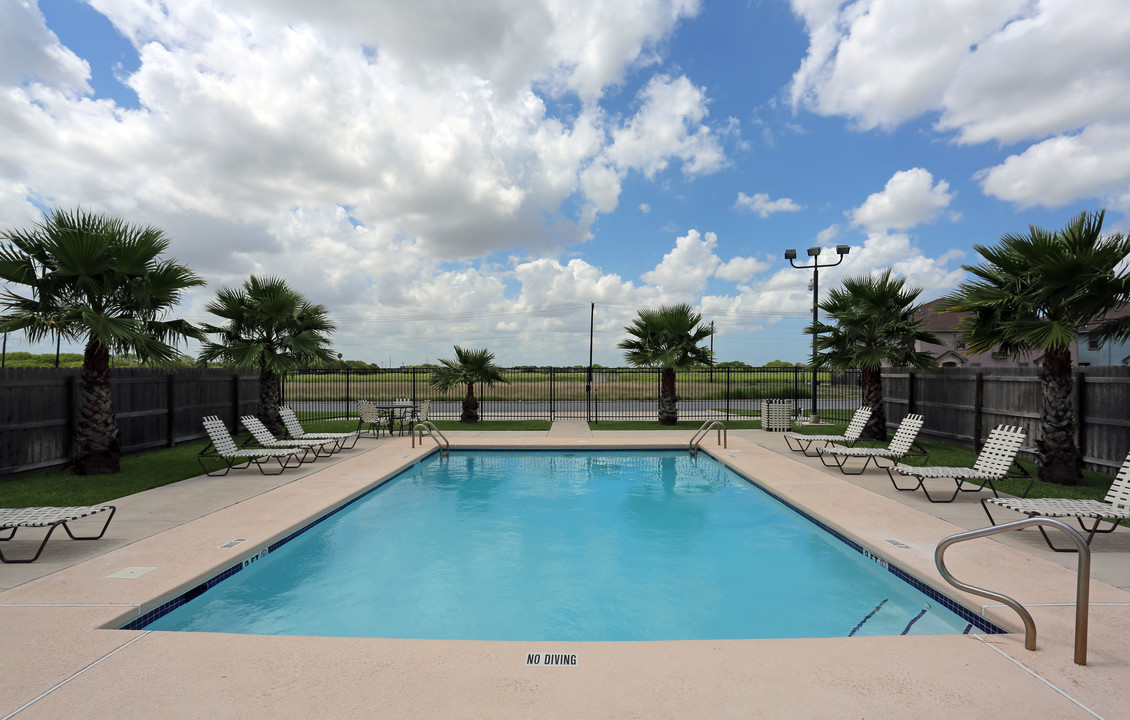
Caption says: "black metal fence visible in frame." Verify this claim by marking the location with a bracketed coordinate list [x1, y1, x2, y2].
[282, 366, 865, 423]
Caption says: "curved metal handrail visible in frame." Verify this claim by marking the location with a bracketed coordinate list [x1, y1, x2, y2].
[935, 517, 1090, 665]
[689, 420, 726, 456]
[412, 421, 450, 457]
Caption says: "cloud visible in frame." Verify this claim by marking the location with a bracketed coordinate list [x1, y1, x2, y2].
[640, 229, 721, 297]
[848, 168, 953, 233]
[977, 123, 1130, 209]
[715, 256, 768, 282]
[787, 0, 1130, 211]
[733, 192, 803, 218]
[607, 74, 727, 178]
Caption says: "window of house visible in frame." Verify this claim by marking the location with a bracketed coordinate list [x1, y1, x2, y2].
[956, 341, 966, 349]
[1088, 336, 1102, 351]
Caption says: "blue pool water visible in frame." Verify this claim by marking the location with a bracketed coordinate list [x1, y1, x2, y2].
[140, 450, 993, 640]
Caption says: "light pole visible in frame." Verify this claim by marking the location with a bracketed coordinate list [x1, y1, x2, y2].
[785, 244, 850, 423]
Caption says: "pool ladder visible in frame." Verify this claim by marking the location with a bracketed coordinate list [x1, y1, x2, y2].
[935, 517, 1091, 665]
[411, 421, 450, 457]
[689, 420, 726, 457]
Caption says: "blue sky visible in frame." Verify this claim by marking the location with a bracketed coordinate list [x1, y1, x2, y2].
[3, 0, 1128, 366]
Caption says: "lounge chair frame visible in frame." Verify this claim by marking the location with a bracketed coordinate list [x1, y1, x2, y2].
[198, 416, 307, 476]
[280, 407, 359, 450]
[783, 406, 873, 456]
[981, 451, 1130, 552]
[892, 425, 1027, 503]
[0, 505, 116, 563]
[240, 416, 338, 459]
[817, 414, 928, 476]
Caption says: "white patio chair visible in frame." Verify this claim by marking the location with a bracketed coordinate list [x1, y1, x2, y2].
[280, 406, 360, 449]
[891, 425, 1026, 503]
[198, 415, 307, 476]
[240, 416, 337, 459]
[357, 400, 391, 437]
[0, 505, 116, 563]
[783, 406, 873, 456]
[982, 450, 1130, 552]
[817, 414, 928, 476]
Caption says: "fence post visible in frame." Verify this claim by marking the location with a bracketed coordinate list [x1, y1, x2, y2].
[973, 372, 984, 452]
[167, 373, 176, 448]
[231, 373, 241, 432]
[725, 367, 731, 419]
[907, 370, 916, 415]
[66, 374, 77, 460]
[1074, 371, 1085, 455]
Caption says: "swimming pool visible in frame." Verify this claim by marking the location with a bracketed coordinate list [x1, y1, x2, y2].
[133, 450, 999, 640]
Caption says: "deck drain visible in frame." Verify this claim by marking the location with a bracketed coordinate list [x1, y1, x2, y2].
[106, 566, 157, 579]
[884, 539, 911, 549]
[219, 538, 247, 549]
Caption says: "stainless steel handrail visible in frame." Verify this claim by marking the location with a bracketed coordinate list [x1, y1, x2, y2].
[412, 421, 450, 457]
[935, 517, 1091, 665]
[689, 420, 726, 456]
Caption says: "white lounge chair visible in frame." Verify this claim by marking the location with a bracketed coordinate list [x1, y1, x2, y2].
[783, 407, 873, 456]
[982, 451, 1130, 552]
[818, 414, 928, 476]
[240, 416, 338, 458]
[280, 406, 360, 449]
[891, 425, 1027, 503]
[0, 505, 116, 563]
[198, 416, 307, 476]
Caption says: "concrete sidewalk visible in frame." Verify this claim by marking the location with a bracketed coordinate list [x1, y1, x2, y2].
[2, 429, 1128, 719]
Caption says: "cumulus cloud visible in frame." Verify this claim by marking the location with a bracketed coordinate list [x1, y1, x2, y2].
[640, 229, 721, 297]
[715, 256, 767, 282]
[607, 74, 726, 179]
[788, 0, 1130, 211]
[733, 192, 803, 218]
[977, 123, 1130, 209]
[848, 168, 953, 233]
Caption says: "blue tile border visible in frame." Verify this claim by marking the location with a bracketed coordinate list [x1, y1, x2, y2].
[122, 447, 1002, 636]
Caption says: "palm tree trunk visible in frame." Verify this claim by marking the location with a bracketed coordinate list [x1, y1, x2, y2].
[1037, 349, 1081, 485]
[658, 367, 678, 425]
[860, 367, 886, 441]
[462, 382, 479, 422]
[74, 339, 120, 475]
[258, 369, 283, 436]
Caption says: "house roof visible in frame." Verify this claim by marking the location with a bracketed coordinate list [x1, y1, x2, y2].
[919, 299, 1130, 333]
[916, 298, 966, 332]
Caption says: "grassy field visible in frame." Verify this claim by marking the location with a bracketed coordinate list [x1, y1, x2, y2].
[282, 368, 839, 402]
[3, 417, 1116, 512]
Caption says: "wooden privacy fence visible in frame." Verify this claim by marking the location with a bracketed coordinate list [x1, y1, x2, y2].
[883, 366, 1130, 473]
[0, 368, 260, 476]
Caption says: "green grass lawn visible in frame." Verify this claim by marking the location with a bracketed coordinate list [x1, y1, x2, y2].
[1, 417, 1117, 510]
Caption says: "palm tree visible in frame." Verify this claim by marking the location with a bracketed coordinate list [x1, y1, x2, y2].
[429, 346, 509, 422]
[198, 276, 337, 435]
[813, 269, 939, 440]
[938, 210, 1130, 485]
[0, 208, 205, 475]
[618, 303, 714, 425]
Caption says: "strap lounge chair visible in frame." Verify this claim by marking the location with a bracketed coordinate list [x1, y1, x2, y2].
[240, 416, 338, 458]
[783, 406, 873, 456]
[357, 400, 391, 438]
[280, 406, 360, 450]
[891, 425, 1027, 503]
[982, 450, 1130, 552]
[817, 414, 928, 476]
[0, 505, 116, 563]
[198, 416, 307, 476]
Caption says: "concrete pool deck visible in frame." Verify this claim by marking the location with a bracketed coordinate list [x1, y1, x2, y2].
[2, 426, 1128, 718]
